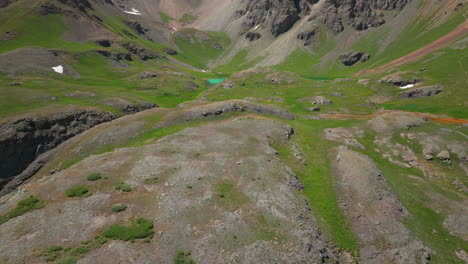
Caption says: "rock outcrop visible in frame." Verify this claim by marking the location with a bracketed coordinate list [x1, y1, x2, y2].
[399, 85, 443, 98]
[238, 0, 314, 37]
[339, 51, 370, 66]
[333, 146, 431, 263]
[0, 108, 116, 189]
[101, 98, 158, 114]
[297, 26, 320, 46]
[313, 0, 410, 33]
[379, 73, 421, 86]
[121, 42, 166, 61]
[245, 32, 262, 41]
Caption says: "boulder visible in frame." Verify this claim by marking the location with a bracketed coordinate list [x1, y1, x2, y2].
[399, 85, 443, 99]
[309, 107, 320, 112]
[164, 48, 178, 55]
[339, 51, 370, 66]
[121, 42, 166, 61]
[245, 32, 262, 41]
[311, 96, 333, 105]
[379, 73, 420, 86]
[436, 150, 451, 162]
[138, 71, 158, 79]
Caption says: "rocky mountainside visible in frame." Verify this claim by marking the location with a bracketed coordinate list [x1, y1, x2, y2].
[0, 0, 467, 263]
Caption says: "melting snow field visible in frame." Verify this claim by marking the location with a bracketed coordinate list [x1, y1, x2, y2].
[400, 84, 415, 89]
[124, 8, 142, 15]
[52, 65, 64, 74]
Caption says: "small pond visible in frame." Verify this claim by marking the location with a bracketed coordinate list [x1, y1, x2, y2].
[206, 78, 226, 86]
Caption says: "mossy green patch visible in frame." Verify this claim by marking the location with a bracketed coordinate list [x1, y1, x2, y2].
[111, 204, 128, 213]
[0, 196, 45, 225]
[115, 182, 132, 192]
[103, 217, 154, 241]
[65, 186, 90, 198]
[86, 173, 102, 181]
[174, 251, 196, 264]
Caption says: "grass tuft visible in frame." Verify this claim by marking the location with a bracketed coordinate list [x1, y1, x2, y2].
[103, 217, 154, 241]
[111, 204, 128, 213]
[86, 173, 102, 181]
[174, 251, 196, 264]
[0, 196, 45, 225]
[65, 186, 90, 198]
[115, 182, 132, 192]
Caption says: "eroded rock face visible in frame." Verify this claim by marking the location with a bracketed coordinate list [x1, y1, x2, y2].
[313, 0, 411, 33]
[0, 0, 12, 8]
[0, 119, 342, 264]
[333, 146, 430, 263]
[297, 26, 320, 46]
[0, 108, 116, 189]
[121, 42, 166, 61]
[238, 0, 313, 37]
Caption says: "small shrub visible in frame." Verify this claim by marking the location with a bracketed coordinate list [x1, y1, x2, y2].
[174, 251, 196, 264]
[48, 245, 63, 252]
[86, 173, 102, 181]
[95, 236, 108, 245]
[103, 217, 154, 241]
[144, 177, 159, 184]
[194, 153, 200, 158]
[112, 204, 128, 213]
[115, 182, 132, 192]
[218, 194, 225, 198]
[187, 185, 193, 189]
[70, 246, 89, 256]
[57, 257, 77, 264]
[65, 186, 90, 198]
[0, 196, 45, 225]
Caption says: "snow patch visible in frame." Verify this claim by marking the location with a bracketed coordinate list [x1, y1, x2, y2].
[52, 65, 64, 74]
[124, 8, 142, 16]
[400, 84, 415, 89]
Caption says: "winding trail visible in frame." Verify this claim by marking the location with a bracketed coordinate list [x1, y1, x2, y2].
[320, 110, 468, 125]
[356, 21, 468, 76]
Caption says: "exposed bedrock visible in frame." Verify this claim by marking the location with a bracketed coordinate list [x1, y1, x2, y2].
[333, 146, 431, 263]
[0, 118, 348, 263]
[312, 0, 411, 32]
[239, 0, 314, 37]
[0, 108, 116, 189]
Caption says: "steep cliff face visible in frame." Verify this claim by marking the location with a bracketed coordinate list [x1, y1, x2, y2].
[313, 0, 411, 32]
[0, 109, 116, 189]
[238, 0, 314, 37]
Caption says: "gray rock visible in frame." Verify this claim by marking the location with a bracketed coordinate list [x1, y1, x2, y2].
[436, 150, 450, 162]
[399, 85, 443, 98]
[309, 107, 320, 112]
[138, 71, 158, 79]
[379, 74, 421, 86]
[339, 51, 370, 66]
[311, 96, 333, 105]
[245, 32, 262, 41]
